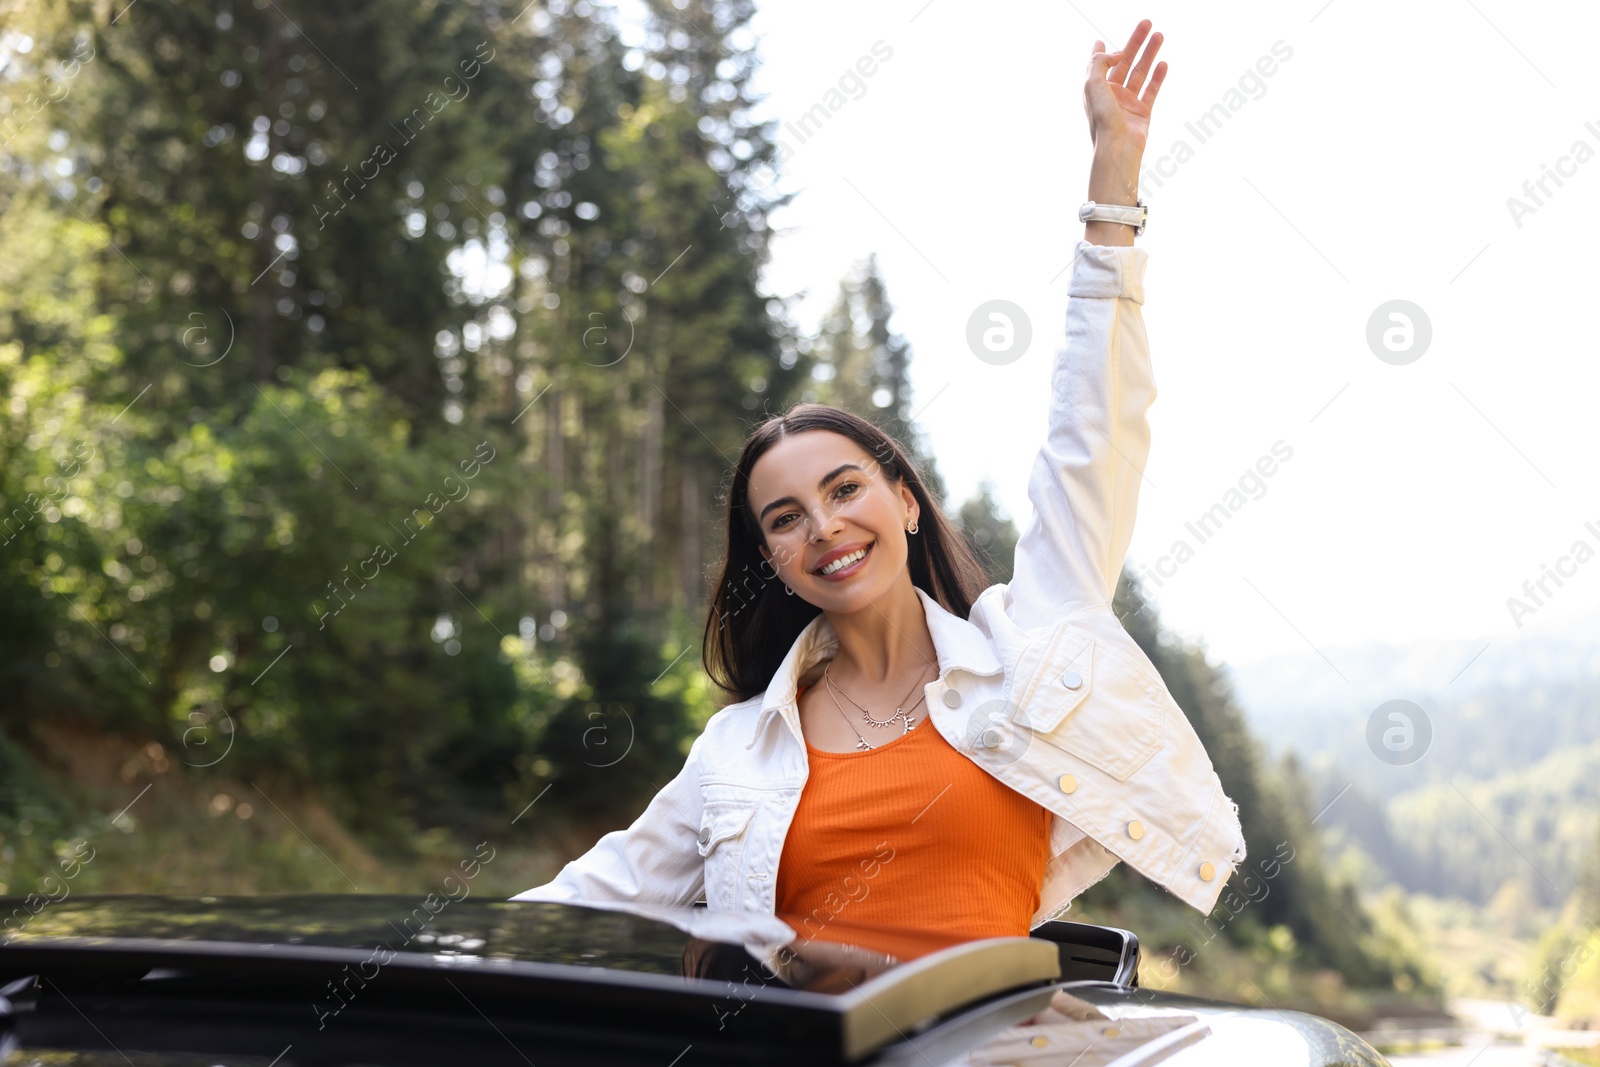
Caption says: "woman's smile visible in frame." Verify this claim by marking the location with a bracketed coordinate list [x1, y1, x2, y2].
[814, 540, 875, 581]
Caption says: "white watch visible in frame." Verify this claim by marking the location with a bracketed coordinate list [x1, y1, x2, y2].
[1078, 198, 1147, 236]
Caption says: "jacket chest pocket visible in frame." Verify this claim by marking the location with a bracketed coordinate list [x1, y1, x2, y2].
[697, 798, 758, 908]
[1016, 619, 1165, 781]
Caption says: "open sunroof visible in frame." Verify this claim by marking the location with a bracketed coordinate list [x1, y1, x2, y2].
[0, 894, 1065, 1064]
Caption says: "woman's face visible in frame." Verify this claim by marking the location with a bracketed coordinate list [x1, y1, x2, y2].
[750, 430, 918, 611]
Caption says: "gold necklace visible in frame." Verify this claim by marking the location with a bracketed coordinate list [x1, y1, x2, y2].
[821, 660, 933, 750]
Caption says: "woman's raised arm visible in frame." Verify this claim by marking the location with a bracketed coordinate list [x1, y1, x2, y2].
[1004, 21, 1168, 629]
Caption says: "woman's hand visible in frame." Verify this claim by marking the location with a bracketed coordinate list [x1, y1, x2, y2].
[769, 936, 900, 992]
[1083, 19, 1167, 158]
[1081, 19, 1167, 245]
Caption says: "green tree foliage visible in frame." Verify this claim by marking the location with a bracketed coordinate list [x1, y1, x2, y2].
[804, 253, 947, 506]
[1577, 823, 1600, 930]
[1301, 736, 1600, 910]
[1380, 747, 1600, 908]
[17, 0, 529, 418]
[1519, 818, 1600, 1015]
[0, 0, 797, 852]
[1253, 654, 1600, 910]
[956, 478, 1018, 589]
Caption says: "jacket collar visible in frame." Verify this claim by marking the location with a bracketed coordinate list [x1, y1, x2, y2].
[744, 586, 1004, 750]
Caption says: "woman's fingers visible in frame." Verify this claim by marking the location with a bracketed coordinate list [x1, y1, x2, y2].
[1090, 20, 1168, 110]
[1088, 44, 1122, 77]
[1108, 19, 1152, 84]
[1125, 31, 1163, 95]
[1142, 59, 1169, 108]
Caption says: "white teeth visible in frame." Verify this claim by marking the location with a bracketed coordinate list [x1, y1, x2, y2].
[819, 546, 868, 575]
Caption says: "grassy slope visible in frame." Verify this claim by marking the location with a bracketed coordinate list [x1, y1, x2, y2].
[0, 723, 569, 901]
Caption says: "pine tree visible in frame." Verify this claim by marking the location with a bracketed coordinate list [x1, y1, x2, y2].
[481, 0, 801, 814]
[956, 478, 1019, 587]
[806, 254, 948, 506]
[25, 0, 527, 425]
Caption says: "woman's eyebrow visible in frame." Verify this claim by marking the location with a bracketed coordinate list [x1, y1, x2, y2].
[758, 463, 866, 522]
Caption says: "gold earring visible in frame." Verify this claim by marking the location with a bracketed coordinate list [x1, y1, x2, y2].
[906, 517, 918, 534]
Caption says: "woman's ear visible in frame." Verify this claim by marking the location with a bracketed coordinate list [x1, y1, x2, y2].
[899, 482, 919, 527]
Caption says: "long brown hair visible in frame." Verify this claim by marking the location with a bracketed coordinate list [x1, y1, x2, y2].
[702, 404, 990, 705]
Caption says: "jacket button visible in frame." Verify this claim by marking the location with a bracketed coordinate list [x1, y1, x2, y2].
[697, 826, 711, 846]
[942, 689, 963, 709]
[1126, 820, 1144, 841]
[1057, 774, 1077, 794]
[979, 726, 1003, 749]
[1061, 670, 1083, 690]
[1199, 862, 1215, 882]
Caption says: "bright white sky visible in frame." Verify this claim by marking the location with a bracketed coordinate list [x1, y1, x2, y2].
[734, 0, 1600, 667]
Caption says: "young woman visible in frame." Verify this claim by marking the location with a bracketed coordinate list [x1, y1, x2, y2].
[513, 20, 1246, 964]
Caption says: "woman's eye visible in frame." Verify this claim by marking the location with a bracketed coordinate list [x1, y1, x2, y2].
[772, 483, 861, 531]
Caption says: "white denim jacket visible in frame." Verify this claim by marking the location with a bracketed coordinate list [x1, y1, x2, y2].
[512, 240, 1247, 925]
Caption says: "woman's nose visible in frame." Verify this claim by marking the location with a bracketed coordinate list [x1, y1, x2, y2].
[805, 503, 844, 540]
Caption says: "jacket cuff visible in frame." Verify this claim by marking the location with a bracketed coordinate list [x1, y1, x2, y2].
[1167, 775, 1248, 914]
[1066, 239, 1148, 305]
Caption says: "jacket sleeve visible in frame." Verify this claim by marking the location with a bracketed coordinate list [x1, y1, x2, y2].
[1005, 240, 1154, 631]
[509, 728, 708, 908]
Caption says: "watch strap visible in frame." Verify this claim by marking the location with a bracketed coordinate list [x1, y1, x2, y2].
[1078, 199, 1147, 235]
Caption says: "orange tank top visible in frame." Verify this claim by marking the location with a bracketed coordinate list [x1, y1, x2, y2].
[773, 683, 1053, 961]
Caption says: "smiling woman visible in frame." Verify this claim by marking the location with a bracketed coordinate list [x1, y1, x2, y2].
[722, 409, 985, 713]
[513, 18, 1249, 952]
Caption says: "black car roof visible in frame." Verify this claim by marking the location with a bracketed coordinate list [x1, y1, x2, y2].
[0, 893, 1074, 1065]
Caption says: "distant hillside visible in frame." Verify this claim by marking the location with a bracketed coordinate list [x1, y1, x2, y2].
[1224, 609, 1600, 754]
[1241, 672, 1600, 801]
[1219, 612, 1600, 907]
[1317, 742, 1600, 906]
